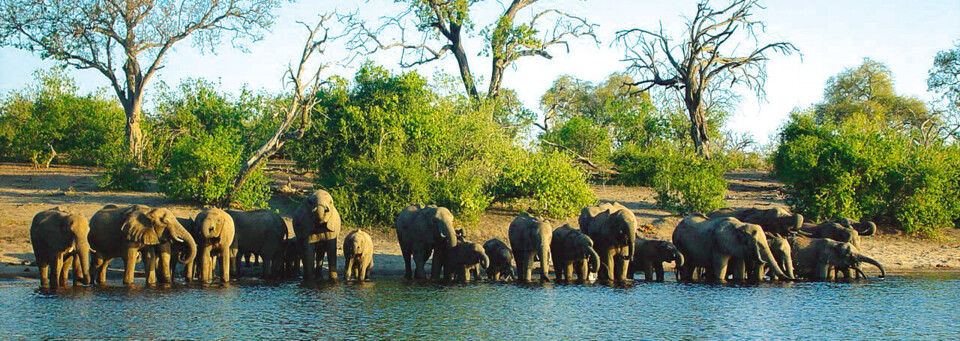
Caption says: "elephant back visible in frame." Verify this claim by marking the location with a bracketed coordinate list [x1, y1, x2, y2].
[31, 208, 87, 251]
[229, 209, 287, 253]
[88, 205, 136, 254]
[508, 213, 552, 252]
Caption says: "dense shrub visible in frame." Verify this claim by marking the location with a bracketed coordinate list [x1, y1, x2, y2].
[491, 150, 596, 218]
[613, 142, 727, 214]
[157, 128, 270, 209]
[773, 112, 960, 235]
[540, 116, 613, 164]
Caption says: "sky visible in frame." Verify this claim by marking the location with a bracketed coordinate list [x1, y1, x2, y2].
[1, 0, 958, 145]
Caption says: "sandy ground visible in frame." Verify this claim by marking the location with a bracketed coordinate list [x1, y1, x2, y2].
[1, 163, 958, 280]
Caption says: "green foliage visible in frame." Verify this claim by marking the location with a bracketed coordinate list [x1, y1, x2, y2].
[491, 149, 596, 218]
[540, 116, 612, 163]
[613, 142, 726, 214]
[97, 144, 149, 191]
[157, 128, 270, 209]
[815, 58, 929, 126]
[773, 111, 960, 236]
[0, 68, 125, 166]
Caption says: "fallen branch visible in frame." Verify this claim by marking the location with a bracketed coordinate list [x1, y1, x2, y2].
[43, 143, 57, 168]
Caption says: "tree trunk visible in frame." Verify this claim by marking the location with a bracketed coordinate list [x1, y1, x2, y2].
[122, 99, 145, 162]
[685, 99, 711, 159]
[449, 25, 480, 103]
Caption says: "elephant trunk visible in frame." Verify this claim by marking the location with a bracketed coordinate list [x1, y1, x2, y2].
[76, 239, 91, 285]
[857, 221, 877, 236]
[673, 249, 685, 269]
[588, 246, 600, 273]
[539, 240, 551, 282]
[855, 254, 885, 278]
[760, 242, 792, 280]
[480, 252, 489, 269]
[176, 225, 197, 265]
[627, 229, 636, 264]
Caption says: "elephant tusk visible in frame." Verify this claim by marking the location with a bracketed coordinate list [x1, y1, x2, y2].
[174, 236, 184, 243]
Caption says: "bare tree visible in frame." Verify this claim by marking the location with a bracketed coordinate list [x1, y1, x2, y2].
[353, 0, 595, 106]
[225, 12, 354, 206]
[615, 0, 798, 158]
[0, 0, 283, 160]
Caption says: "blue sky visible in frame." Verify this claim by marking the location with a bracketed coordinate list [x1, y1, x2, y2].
[1, 0, 958, 145]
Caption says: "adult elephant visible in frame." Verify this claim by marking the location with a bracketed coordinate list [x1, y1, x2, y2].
[788, 235, 885, 280]
[672, 214, 791, 282]
[550, 224, 599, 283]
[343, 229, 374, 281]
[447, 241, 489, 282]
[191, 208, 235, 283]
[798, 221, 862, 249]
[88, 205, 197, 285]
[508, 213, 553, 282]
[395, 205, 457, 280]
[580, 203, 636, 283]
[708, 207, 803, 237]
[30, 207, 91, 289]
[227, 209, 287, 279]
[293, 190, 341, 280]
[629, 237, 683, 282]
[482, 238, 515, 281]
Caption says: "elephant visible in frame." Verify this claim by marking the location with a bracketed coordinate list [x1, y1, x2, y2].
[278, 237, 302, 279]
[756, 232, 794, 281]
[788, 235, 885, 280]
[580, 203, 637, 283]
[550, 224, 599, 283]
[293, 190, 342, 280]
[707, 206, 803, 237]
[190, 208, 235, 283]
[446, 241, 489, 282]
[672, 214, 792, 282]
[628, 237, 683, 282]
[227, 209, 287, 279]
[482, 238, 515, 281]
[30, 207, 91, 289]
[798, 221, 862, 249]
[395, 204, 457, 280]
[343, 229, 374, 281]
[88, 205, 197, 285]
[834, 218, 877, 236]
[508, 212, 553, 282]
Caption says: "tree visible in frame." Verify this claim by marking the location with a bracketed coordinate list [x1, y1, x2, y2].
[816, 58, 928, 126]
[0, 0, 283, 160]
[929, 42, 960, 110]
[615, 0, 797, 158]
[354, 0, 595, 105]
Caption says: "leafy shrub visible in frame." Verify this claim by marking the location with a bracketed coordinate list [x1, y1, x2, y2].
[612, 142, 726, 214]
[97, 143, 149, 191]
[540, 116, 613, 164]
[157, 128, 270, 209]
[491, 149, 596, 218]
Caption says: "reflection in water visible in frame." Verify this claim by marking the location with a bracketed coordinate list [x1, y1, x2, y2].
[0, 274, 958, 339]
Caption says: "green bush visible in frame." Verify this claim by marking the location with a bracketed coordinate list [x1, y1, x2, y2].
[540, 116, 613, 164]
[612, 142, 726, 214]
[97, 143, 149, 191]
[157, 128, 270, 209]
[772, 112, 960, 235]
[491, 149, 596, 218]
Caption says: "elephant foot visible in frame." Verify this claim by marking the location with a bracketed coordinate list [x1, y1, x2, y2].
[328, 272, 338, 281]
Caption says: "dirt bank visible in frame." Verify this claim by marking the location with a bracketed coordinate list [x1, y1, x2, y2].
[1, 163, 957, 279]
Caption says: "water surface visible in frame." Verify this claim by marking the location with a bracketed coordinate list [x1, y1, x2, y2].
[0, 274, 957, 339]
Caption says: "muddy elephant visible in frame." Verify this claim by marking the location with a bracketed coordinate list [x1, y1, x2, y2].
[788, 236, 885, 280]
[30, 207, 91, 289]
[395, 205, 457, 280]
[89, 205, 197, 285]
[343, 229, 374, 281]
[293, 190, 342, 280]
[446, 241, 489, 282]
[672, 215, 792, 282]
[628, 237, 683, 282]
[550, 224, 599, 283]
[482, 238, 515, 281]
[227, 209, 287, 279]
[708, 207, 803, 237]
[508, 213, 553, 282]
[189, 208, 235, 283]
[580, 203, 636, 283]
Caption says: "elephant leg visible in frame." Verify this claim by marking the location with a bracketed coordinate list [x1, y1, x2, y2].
[654, 264, 665, 282]
[565, 262, 575, 282]
[816, 263, 829, 280]
[123, 248, 139, 285]
[730, 258, 745, 281]
[402, 250, 413, 280]
[602, 251, 615, 283]
[525, 253, 536, 282]
[413, 249, 431, 280]
[58, 254, 72, 288]
[460, 266, 469, 282]
[200, 245, 213, 283]
[220, 248, 231, 283]
[616, 254, 629, 283]
[38, 259, 51, 289]
[345, 257, 355, 281]
[301, 243, 315, 280]
[143, 248, 158, 285]
[325, 241, 338, 280]
[642, 262, 654, 282]
[710, 254, 730, 282]
[93, 254, 108, 285]
[431, 248, 446, 281]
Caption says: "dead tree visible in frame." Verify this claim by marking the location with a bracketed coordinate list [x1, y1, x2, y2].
[615, 0, 798, 158]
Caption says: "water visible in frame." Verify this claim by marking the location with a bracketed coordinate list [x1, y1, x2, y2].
[0, 274, 958, 340]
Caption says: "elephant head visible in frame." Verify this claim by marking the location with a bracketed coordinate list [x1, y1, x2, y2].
[454, 242, 489, 268]
[824, 242, 885, 279]
[714, 219, 792, 280]
[427, 206, 458, 250]
[571, 232, 601, 274]
[482, 238, 515, 280]
[302, 190, 341, 234]
[835, 217, 877, 236]
[645, 239, 684, 269]
[123, 207, 197, 265]
[764, 232, 794, 280]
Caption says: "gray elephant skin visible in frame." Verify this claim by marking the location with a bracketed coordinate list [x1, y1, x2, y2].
[395, 204, 457, 280]
[550, 224, 599, 282]
[580, 203, 637, 283]
[757, 232, 794, 281]
[343, 229, 374, 281]
[190, 208, 235, 283]
[788, 235, 885, 280]
[629, 237, 683, 282]
[293, 190, 342, 280]
[672, 215, 791, 282]
[708, 207, 803, 236]
[30, 207, 91, 289]
[228, 209, 287, 279]
[508, 213, 553, 282]
[447, 240, 489, 282]
[89, 205, 197, 285]
[482, 238, 515, 281]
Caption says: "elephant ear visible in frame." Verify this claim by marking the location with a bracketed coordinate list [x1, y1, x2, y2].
[122, 213, 160, 245]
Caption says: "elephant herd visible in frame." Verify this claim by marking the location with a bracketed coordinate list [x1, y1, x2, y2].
[29, 191, 885, 290]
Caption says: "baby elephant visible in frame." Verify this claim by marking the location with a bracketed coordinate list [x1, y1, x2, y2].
[482, 238, 515, 281]
[30, 207, 91, 289]
[550, 224, 599, 283]
[629, 238, 684, 282]
[343, 229, 374, 281]
[447, 241, 489, 282]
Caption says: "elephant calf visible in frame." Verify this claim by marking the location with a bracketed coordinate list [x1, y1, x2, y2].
[30, 207, 91, 289]
[580, 203, 637, 283]
[343, 230, 374, 281]
[228, 209, 287, 279]
[629, 237, 683, 282]
[508, 213, 553, 282]
[447, 241, 489, 282]
[788, 236, 885, 280]
[550, 224, 599, 283]
[193, 208, 235, 283]
[395, 205, 457, 280]
[482, 238, 515, 281]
